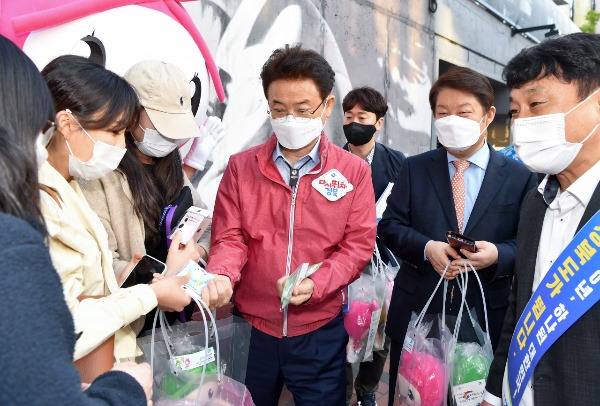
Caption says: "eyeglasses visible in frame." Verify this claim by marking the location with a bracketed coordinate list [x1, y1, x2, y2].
[267, 98, 327, 123]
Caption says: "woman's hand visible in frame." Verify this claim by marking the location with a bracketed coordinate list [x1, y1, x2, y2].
[150, 274, 192, 312]
[111, 362, 153, 405]
[165, 232, 201, 276]
[117, 252, 144, 286]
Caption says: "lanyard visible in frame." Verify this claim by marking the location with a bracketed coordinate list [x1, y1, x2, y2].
[284, 158, 311, 189]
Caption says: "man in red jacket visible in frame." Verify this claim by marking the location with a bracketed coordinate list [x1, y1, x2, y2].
[206, 44, 377, 405]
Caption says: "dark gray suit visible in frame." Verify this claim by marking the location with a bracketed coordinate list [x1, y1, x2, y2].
[378, 144, 537, 405]
[486, 181, 600, 405]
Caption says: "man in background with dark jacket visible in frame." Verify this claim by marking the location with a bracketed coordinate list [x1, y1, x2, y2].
[342, 87, 405, 406]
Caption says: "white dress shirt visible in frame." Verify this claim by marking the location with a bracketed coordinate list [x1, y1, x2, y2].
[483, 159, 600, 406]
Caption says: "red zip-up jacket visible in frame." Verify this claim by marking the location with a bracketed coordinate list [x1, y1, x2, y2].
[207, 133, 376, 338]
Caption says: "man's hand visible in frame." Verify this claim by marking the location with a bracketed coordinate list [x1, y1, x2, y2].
[480, 402, 494, 406]
[450, 240, 498, 275]
[277, 275, 314, 305]
[200, 274, 233, 310]
[425, 241, 459, 280]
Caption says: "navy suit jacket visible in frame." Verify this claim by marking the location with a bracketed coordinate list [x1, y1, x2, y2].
[378, 144, 537, 349]
[344, 141, 406, 265]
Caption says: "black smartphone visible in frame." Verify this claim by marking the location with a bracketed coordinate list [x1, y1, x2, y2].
[120, 255, 166, 288]
[446, 231, 478, 253]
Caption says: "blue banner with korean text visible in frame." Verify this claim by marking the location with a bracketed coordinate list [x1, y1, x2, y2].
[503, 211, 600, 405]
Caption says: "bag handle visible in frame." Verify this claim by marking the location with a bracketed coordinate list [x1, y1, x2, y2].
[370, 243, 386, 279]
[451, 268, 469, 343]
[415, 261, 450, 327]
[150, 290, 222, 406]
[385, 246, 401, 268]
[460, 260, 491, 343]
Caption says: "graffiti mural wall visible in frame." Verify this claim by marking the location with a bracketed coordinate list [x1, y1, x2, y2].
[184, 0, 435, 208]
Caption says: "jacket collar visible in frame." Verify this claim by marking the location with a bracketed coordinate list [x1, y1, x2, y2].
[463, 144, 507, 234]
[256, 132, 330, 184]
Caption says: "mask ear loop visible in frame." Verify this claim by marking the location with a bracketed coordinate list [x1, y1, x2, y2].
[64, 109, 97, 147]
[565, 87, 600, 116]
[478, 111, 491, 136]
[564, 88, 600, 144]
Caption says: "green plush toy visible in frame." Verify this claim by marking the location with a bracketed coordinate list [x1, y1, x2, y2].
[160, 361, 218, 398]
[452, 342, 490, 385]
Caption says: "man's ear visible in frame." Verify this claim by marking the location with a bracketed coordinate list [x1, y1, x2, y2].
[485, 106, 497, 126]
[55, 110, 75, 141]
[324, 95, 336, 120]
[375, 116, 384, 131]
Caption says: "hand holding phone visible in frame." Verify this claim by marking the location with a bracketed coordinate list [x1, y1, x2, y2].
[169, 206, 212, 245]
[120, 255, 166, 288]
[446, 231, 478, 253]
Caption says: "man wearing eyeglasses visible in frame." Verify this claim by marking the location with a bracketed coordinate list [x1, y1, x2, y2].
[205, 44, 377, 405]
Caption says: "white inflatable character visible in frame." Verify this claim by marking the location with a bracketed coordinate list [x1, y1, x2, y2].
[0, 0, 225, 173]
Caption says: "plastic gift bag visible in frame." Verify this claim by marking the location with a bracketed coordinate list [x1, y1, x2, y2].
[373, 247, 400, 351]
[140, 288, 254, 405]
[395, 264, 451, 406]
[446, 262, 493, 406]
[344, 271, 383, 363]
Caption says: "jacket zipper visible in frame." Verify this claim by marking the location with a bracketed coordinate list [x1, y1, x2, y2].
[283, 184, 298, 337]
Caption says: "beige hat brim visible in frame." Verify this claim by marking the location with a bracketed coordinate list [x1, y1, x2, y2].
[145, 108, 202, 140]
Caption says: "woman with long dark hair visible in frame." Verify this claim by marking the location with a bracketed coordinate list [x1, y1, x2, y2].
[0, 34, 151, 405]
[39, 54, 193, 363]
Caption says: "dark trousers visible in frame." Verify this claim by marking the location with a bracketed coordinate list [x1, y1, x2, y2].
[345, 335, 391, 400]
[245, 312, 348, 406]
[387, 338, 402, 406]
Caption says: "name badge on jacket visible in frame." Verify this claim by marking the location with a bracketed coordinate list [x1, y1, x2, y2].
[312, 169, 354, 201]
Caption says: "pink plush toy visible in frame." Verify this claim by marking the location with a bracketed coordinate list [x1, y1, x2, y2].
[396, 350, 446, 406]
[344, 299, 380, 342]
[344, 299, 380, 363]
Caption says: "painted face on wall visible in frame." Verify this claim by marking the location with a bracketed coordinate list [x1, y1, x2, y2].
[0, 0, 225, 129]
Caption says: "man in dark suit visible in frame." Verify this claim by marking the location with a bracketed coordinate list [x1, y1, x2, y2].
[342, 87, 405, 406]
[378, 67, 537, 406]
[482, 32, 600, 406]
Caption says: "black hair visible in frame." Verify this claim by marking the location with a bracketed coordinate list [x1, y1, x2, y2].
[503, 32, 600, 100]
[342, 87, 389, 120]
[260, 44, 335, 100]
[119, 133, 185, 249]
[429, 66, 494, 112]
[0, 35, 55, 226]
[41, 54, 138, 131]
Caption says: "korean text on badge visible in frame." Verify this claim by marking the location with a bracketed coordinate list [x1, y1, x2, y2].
[312, 169, 354, 201]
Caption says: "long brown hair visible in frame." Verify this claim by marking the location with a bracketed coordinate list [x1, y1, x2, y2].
[119, 133, 185, 249]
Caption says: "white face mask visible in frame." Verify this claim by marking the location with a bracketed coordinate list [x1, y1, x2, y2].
[435, 114, 487, 152]
[35, 132, 48, 170]
[270, 99, 328, 150]
[65, 110, 127, 180]
[512, 88, 600, 175]
[134, 125, 183, 158]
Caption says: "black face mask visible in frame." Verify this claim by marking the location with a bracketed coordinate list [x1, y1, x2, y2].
[343, 122, 376, 146]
